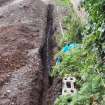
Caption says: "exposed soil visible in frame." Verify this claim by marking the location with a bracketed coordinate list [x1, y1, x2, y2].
[0, 24, 44, 105]
[0, 0, 62, 105]
[0, 0, 47, 105]
[44, 77, 62, 105]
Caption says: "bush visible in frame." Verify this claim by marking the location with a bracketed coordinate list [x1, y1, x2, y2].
[53, 0, 105, 104]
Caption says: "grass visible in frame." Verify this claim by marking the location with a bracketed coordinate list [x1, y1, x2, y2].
[52, 0, 105, 104]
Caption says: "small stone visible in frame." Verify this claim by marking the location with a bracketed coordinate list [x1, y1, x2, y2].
[5, 83, 8, 85]
[6, 90, 11, 93]
[11, 102, 15, 105]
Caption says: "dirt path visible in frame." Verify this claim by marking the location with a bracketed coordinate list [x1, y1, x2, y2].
[0, 0, 62, 105]
[0, 0, 48, 105]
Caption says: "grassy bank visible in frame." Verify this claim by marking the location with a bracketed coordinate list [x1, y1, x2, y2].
[53, 0, 105, 104]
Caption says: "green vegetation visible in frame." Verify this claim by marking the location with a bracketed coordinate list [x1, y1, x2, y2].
[84, 0, 105, 24]
[56, 5, 83, 47]
[63, 7, 83, 43]
[56, 0, 70, 6]
[52, 0, 105, 104]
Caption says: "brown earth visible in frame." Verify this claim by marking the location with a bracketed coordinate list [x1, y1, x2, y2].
[0, 0, 47, 105]
[0, 0, 62, 105]
[44, 77, 62, 105]
[0, 24, 44, 105]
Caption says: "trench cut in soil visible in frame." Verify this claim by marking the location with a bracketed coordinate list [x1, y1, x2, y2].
[40, 4, 55, 105]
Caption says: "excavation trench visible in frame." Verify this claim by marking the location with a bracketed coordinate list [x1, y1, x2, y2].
[40, 4, 55, 105]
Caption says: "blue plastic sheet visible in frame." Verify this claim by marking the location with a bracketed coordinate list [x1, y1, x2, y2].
[56, 56, 62, 65]
[62, 43, 77, 53]
[56, 43, 78, 64]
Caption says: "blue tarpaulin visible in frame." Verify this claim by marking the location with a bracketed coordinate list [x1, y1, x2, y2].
[62, 43, 77, 53]
[56, 43, 78, 64]
[56, 56, 62, 65]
